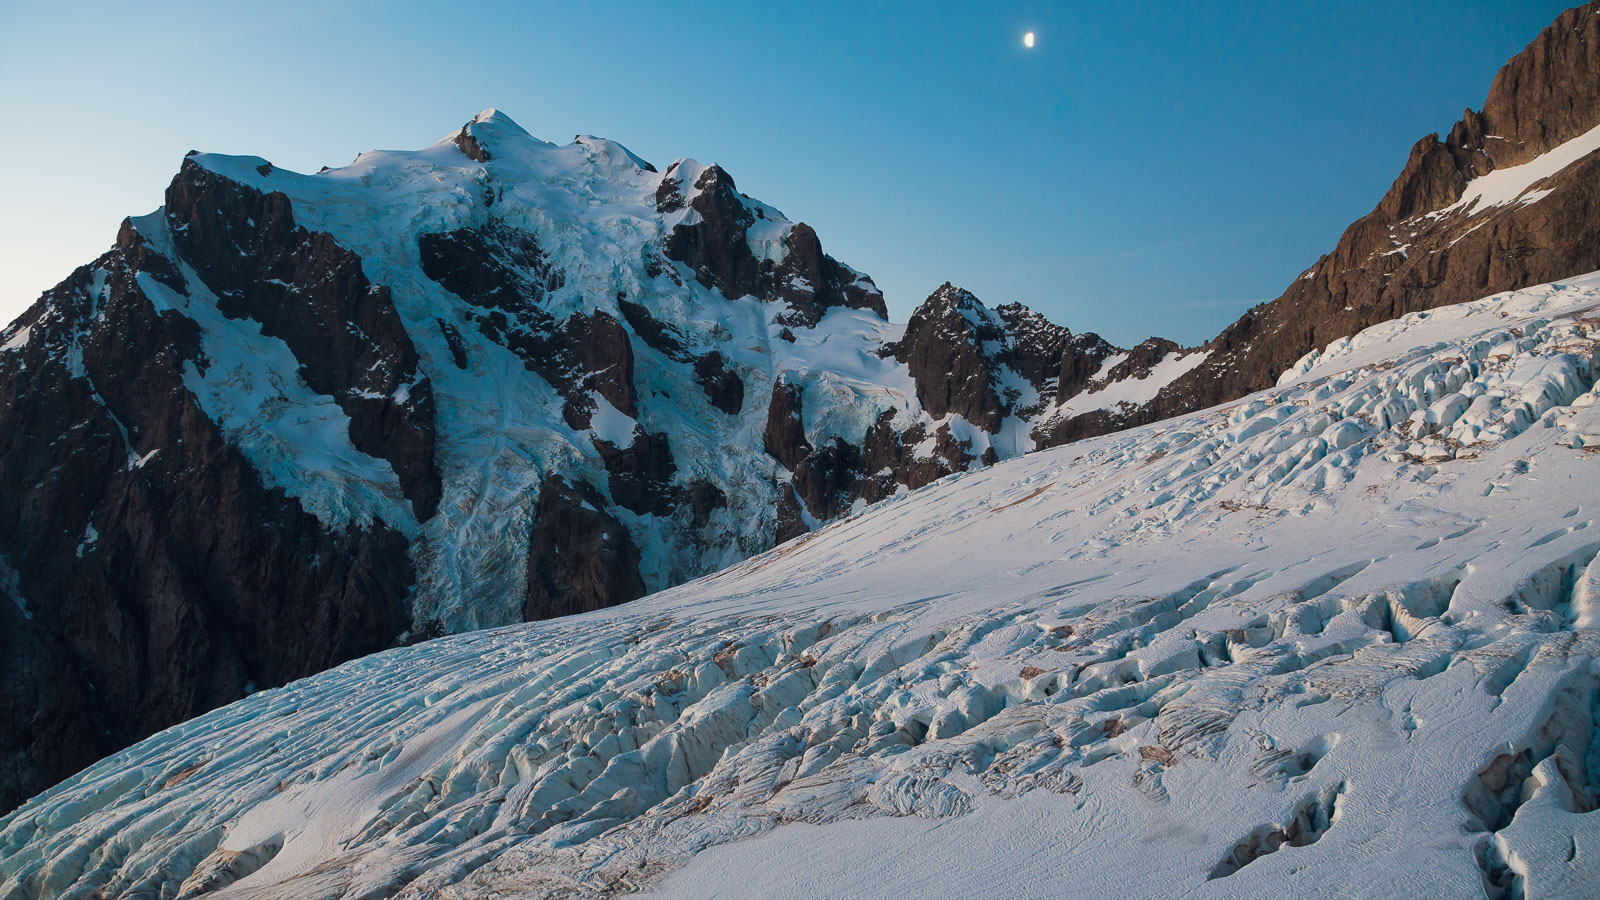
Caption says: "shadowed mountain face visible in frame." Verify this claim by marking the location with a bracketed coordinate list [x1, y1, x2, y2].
[2, 2, 1599, 816]
[0, 216, 416, 815]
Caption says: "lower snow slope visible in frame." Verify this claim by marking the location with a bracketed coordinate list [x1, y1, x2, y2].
[3, 275, 1600, 898]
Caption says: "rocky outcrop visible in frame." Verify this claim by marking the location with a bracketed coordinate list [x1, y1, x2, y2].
[764, 378, 811, 473]
[792, 437, 863, 524]
[418, 220, 562, 314]
[1476, 2, 1600, 166]
[1055, 332, 1121, 402]
[658, 162, 888, 324]
[752, 278, 1186, 532]
[768, 222, 889, 325]
[167, 160, 442, 518]
[762, 284, 1090, 531]
[661, 163, 766, 303]
[618, 296, 684, 355]
[891, 283, 1009, 430]
[452, 122, 493, 163]
[1112, 338, 1183, 381]
[419, 221, 640, 429]
[523, 475, 646, 620]
[693, 351, 744, 414]
[857, 412, 980, 500]
[762, 377, 870, 540]
[597, 429, 677, 516]
[0, 234, 413, 814]
[891, 283, 1095, 428]
[618, 297, 742, 412]
[993, 302, 1073, 405]
[559, 310, 637, 426]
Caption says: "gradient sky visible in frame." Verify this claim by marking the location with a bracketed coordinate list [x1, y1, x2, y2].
[0, 1, 1576, 346]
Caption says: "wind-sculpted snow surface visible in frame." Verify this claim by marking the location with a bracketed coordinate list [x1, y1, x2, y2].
[4, 275, 1600, 897]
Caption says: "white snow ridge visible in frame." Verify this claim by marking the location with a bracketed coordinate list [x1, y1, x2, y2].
[3, 274, 1600, 897]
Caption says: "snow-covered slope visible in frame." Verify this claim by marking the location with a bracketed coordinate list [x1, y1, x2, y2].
[5, 273, 1597, 898]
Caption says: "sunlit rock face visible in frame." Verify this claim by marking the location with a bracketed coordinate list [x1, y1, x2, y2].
[1032, 1, 1600, 449]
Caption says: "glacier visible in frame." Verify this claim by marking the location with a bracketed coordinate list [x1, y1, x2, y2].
[2, 271, 1598, 898]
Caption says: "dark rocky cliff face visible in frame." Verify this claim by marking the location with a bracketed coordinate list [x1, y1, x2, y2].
[0, 227, 413, 814]
[522, 475, 646, 621]
[1475, 2, 1600, 168]
[416, 220, 641, 430]
[892, 283, 1010, 431]
[755, 282, 1111, 543]
[889, 283, 1089, 430]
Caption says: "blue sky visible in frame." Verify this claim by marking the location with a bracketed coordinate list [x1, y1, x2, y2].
[0, 0, 1575, 345]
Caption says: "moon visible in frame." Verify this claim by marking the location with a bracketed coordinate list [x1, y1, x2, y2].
[1024, 31, 1035, 48]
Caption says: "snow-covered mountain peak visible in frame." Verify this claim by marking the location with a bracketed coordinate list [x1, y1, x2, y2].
[471, 106, 509, 125]
[2, 93, 1143, 813]
[443, 112, 658, 181]
[931, 281, 1003, 329]
[446, 106, 547, 160]
[30, 109, 1084, 648]
[570, 133, 658, 173]
[460, 106, 531, 140]
[926, 280, 981, 308]
[656, 157, 757, 216]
